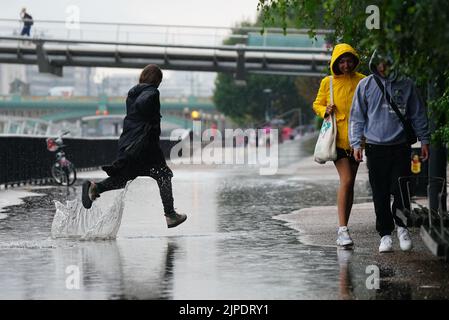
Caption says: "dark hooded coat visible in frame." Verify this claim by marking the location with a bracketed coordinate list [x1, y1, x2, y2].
[102, 83, 166, 176]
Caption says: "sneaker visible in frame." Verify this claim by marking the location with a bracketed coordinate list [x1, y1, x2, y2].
[336, 226, 354, 247]
[165, 212, 187, 228]
[379, 235, 393, 253]
[81, 181, 99, 209]
[397, 226, 413, 251]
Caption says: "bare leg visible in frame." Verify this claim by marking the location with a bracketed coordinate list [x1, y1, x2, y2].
[334, 158, 359, 226]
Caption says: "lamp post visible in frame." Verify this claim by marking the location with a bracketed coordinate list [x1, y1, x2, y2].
[263, 88, 272, 123]
[220, 114, 226, 132]
[183, 107, 189, 129]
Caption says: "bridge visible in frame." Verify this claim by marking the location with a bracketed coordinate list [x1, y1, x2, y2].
[0, 20, 332, 135]
[0, 95, 217, 135]
[0, 19, 332, 78]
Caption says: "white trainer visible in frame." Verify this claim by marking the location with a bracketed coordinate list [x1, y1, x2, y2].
[336, 226, 354, 247]
[379, 235, 393, 253]
[397, 226, 413, 251]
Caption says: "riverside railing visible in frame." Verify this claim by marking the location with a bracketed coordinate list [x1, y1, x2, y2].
[0, 135, 180, 187]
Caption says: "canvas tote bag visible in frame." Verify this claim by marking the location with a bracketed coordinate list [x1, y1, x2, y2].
[313, 76, 337, 164]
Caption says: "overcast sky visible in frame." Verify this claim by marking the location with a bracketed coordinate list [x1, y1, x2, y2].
[4, 0, 260, 27]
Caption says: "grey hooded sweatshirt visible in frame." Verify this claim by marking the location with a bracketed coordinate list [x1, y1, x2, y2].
[349, 51, 430, 149]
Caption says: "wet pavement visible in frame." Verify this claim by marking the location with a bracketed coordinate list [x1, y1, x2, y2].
[0, 140, 447, 300]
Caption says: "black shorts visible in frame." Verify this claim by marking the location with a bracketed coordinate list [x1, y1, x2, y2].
[334, 148, 357, 164]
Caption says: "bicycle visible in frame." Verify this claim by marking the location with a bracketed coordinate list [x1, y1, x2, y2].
[46, 131, 77, 186]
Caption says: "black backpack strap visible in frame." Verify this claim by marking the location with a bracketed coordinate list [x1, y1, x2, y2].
[373, 75, 417, 144]
[372, 75, 408, 126]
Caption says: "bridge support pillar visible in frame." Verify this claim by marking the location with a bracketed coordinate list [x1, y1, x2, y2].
[35, 40, 63, 76]
[234, 46, 246, 84]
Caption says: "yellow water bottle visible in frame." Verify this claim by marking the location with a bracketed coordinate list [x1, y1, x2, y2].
[411, 154, 421, 174]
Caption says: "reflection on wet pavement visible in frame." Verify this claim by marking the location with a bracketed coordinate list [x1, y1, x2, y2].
[0, 141, 381, 300]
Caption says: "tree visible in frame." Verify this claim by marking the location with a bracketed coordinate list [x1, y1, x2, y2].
[214, 73, 310, 126]
[257, 0, 449, 214]
[213, 17, 321, 127]
[257, 0, 449, 142]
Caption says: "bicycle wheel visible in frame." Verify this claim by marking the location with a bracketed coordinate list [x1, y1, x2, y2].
[51, 163, 65, 185]
[66, 163, 77, 186]
[61, 163, 77, 186]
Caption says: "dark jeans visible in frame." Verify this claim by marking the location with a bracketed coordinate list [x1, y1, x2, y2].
[96, 164, 175, 216]
[21, 25, 31, 36]
[365, 143, 411, 237]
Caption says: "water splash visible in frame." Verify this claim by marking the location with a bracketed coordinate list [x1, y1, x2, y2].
[0, 240, 57, 249]
[51, 182, 131, 240]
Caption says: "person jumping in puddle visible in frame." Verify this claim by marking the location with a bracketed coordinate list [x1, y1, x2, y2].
[81, 64, 187, 229]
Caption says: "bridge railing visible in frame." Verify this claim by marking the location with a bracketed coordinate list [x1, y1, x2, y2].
[0, 94, 214, 104]
[0, 18, 331, 48]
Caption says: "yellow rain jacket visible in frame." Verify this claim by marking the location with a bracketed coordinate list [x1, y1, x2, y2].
[313, 43, 365, 151]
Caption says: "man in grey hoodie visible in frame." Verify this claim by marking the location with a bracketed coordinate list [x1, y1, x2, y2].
[349, 49, 430, 253]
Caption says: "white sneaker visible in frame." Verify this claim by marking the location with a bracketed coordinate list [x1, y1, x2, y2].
[379, 235, 393, 253]
[397, 226, 413, 251]
[336, 226, 354, 247]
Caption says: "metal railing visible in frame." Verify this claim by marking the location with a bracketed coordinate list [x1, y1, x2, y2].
[0, 18, 332, 47]
[0, 18, 332, 78]
[398, 175, 449, 260]
[0, 135, 181, 187]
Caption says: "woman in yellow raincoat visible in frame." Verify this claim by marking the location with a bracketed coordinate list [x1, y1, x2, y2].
[313, 43, 365, 248]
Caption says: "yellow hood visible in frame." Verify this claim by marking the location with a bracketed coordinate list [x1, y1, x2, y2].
[330, 43, 360, 75]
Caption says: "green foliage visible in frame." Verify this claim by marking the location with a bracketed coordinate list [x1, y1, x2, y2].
[214, 73, 309, 126]
[213, 10, 318, 127]
[258, 0, 449, 143]
[430, 77, 449, 144]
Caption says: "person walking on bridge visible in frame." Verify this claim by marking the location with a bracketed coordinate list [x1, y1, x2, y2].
[313, 43, 365, 248]
[81, 64, 187, 229]
[20, 8, 33, 37]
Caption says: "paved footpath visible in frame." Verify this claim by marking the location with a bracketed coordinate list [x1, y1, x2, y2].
[276, 155, 449, 299]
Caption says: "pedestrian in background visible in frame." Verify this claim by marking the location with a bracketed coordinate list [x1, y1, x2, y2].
[81, 64, 187, 229]
[313, 43, 365, 248]
[20, 8, 33, 36]
[349, 49, 430, 253]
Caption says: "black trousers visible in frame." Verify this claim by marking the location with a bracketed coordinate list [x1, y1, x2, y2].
[21, 25, 31, 36]
[365, 143, 411, 237]
[96, 163, 175, 216]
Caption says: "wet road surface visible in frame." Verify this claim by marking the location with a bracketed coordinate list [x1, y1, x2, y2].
[0, 141, 377, 299]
